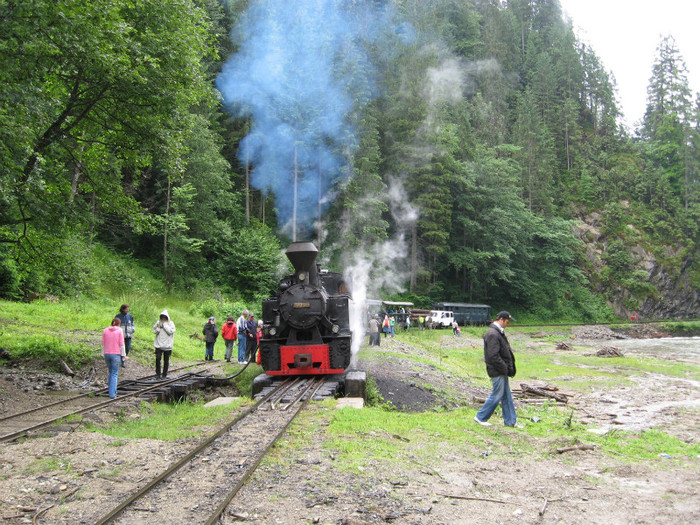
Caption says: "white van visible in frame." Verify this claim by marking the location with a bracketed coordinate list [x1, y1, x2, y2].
[430, 310, 454, 328]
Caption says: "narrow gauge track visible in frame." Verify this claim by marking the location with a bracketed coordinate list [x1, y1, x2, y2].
[94, 377, 325, 525]
[0, 364, 216, 443]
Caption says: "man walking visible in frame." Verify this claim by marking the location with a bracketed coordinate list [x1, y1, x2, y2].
[473, 311, 519, 427]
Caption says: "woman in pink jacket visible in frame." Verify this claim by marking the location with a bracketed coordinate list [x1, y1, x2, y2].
[102, 317, 127, 398]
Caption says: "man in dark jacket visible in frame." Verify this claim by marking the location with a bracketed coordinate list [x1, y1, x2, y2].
[474, 311, 519, 427]
[203, 316, 218, 361]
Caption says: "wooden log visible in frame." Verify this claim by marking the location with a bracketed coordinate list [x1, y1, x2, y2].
[60, 360, 75, 377]
[556, 443, 595, 454]
[596, 346, 624, 357]
[520, 383, 568, 403]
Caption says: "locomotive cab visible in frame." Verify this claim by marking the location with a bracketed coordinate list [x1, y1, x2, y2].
[260, 241, 352, 375]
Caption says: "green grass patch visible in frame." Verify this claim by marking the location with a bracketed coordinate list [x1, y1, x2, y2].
[0, 333, 93, 370]
[92, 399, 246, 441]
[314, 402, 700, 473]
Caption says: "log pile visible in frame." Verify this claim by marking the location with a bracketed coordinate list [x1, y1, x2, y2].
[555, 341, 573, 351]
[596, 346, 624, 357]
[517, 383, 569, 404]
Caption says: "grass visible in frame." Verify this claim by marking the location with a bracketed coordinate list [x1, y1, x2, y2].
[92, 398, 247, 441]
[0, 292, 258, 368]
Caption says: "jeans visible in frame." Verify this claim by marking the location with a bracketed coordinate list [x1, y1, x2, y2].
[155, 348, 171, 378]
[124, 337, 132, 356]
[237, 337, 247, 362]
[476, 375, 516, 425]
[224, 339, 235, 361]
[205, 341, 215, 360]
[104, 354, 121, 398]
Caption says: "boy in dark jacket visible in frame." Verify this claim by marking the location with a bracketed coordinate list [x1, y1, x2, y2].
[473, 311, 519, 427]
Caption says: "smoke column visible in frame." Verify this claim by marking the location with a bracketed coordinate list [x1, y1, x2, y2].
[216, 0, 410, 239]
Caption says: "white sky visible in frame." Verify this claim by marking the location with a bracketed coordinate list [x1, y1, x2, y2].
[558, 0, 700, 130]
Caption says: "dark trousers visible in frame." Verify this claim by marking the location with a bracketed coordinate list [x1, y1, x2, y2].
[245, 337, 257, 362]
[155, 348, 171, 377]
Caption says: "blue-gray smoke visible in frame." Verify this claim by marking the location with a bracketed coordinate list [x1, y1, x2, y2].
[216, 0, 413, 239]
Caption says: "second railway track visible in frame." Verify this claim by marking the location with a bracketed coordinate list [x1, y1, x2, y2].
[93, 376, 326, 525]
[0, 364, 217, 443]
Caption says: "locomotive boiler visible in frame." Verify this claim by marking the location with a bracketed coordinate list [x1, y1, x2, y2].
[259, 241, 352, 375]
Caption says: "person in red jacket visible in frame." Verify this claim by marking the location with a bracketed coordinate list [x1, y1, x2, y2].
[221, 316, 238, 363]
[255, 319, 263, 364]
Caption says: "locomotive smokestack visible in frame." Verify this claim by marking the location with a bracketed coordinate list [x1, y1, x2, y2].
[286, 241, 318, 277]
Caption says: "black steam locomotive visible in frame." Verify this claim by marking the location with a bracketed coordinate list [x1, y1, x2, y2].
[259, 241, 352, 376]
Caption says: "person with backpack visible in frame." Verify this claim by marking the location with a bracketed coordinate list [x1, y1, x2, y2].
[115, 304, 135, 368]
[236, 309, 249, 364]
[203, 316, 218, 361]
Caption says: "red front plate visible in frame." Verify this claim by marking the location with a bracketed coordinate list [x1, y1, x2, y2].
[266, 343, 345, 375]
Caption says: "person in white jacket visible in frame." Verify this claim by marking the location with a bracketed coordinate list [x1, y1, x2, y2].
[152, 310, 176, 379]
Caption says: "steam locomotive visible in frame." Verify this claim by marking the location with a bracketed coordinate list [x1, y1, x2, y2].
[259, 241, 352, 375]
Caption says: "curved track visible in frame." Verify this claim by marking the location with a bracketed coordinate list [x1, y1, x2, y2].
[93, 377, 324, 525]
[0, 364, 215, 443]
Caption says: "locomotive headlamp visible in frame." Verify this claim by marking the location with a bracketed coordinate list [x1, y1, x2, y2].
[269, 327, 277, 336]
[298, 272, 307, 281]
[332, 324, 339, 334]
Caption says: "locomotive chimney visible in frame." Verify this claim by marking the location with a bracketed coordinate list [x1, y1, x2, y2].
[286, 241, 318, 283]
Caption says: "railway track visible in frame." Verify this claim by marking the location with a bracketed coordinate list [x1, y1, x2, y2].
[0, 364, 215, 443]
[93, 376, 326, 525]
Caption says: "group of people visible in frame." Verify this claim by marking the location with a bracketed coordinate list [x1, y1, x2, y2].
[202, 309, 262, 364]
[101, 305, 260, 399]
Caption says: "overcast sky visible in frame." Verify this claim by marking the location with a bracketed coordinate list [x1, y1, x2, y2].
[558, 0, 700, 130]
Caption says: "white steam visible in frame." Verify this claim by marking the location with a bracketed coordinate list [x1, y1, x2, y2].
[342, 178, 418, 367]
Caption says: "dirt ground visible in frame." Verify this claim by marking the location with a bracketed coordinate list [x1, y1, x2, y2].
[0, 327, 698, 524]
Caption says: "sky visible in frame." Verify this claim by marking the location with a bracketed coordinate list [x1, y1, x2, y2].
[558, 0, 700, 130]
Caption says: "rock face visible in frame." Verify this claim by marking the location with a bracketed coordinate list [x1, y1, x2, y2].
[573, 215, 700, 320]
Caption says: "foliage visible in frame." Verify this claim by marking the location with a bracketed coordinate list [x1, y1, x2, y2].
[0, 334, 93, 371]
[0, 0, 698, 321]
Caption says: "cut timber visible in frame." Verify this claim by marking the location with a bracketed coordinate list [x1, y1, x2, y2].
[520, 383, 568, 403]
[556, 443, 595, 454]
[60, 360, 75, 377]
[596, 346, 624, 357]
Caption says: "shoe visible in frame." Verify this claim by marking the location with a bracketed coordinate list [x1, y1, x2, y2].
[162, 375, 167, 379]
[506, 423, 524, 428]
[155, 374, 161, 380]
[473, 416, 492, 426]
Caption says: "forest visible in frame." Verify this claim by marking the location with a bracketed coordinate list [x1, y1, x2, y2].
[1, 0, 699, 321]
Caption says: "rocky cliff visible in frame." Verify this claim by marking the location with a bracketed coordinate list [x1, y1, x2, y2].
[574, 213, 700, 320]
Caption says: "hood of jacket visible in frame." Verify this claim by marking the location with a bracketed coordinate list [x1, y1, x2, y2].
[160, 310, 170, 320]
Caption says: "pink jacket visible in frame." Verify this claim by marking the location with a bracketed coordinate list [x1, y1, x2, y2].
[102, 326, 126, 356]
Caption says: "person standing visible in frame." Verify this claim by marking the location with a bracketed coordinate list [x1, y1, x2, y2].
[115, 304, 135, 368]
[221, 316, 238, 363]
[255, 319, 264, 364]
[102, 317, 126, 399]
[203, 316, 218, 361]
[244, 313, 257, 363]
[474, 311, 518, 427]
[236, 309, 249, 364]
[389, 316, 396, 338]
[368, 314, 380, 346]
[153, 310, 176, 380]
